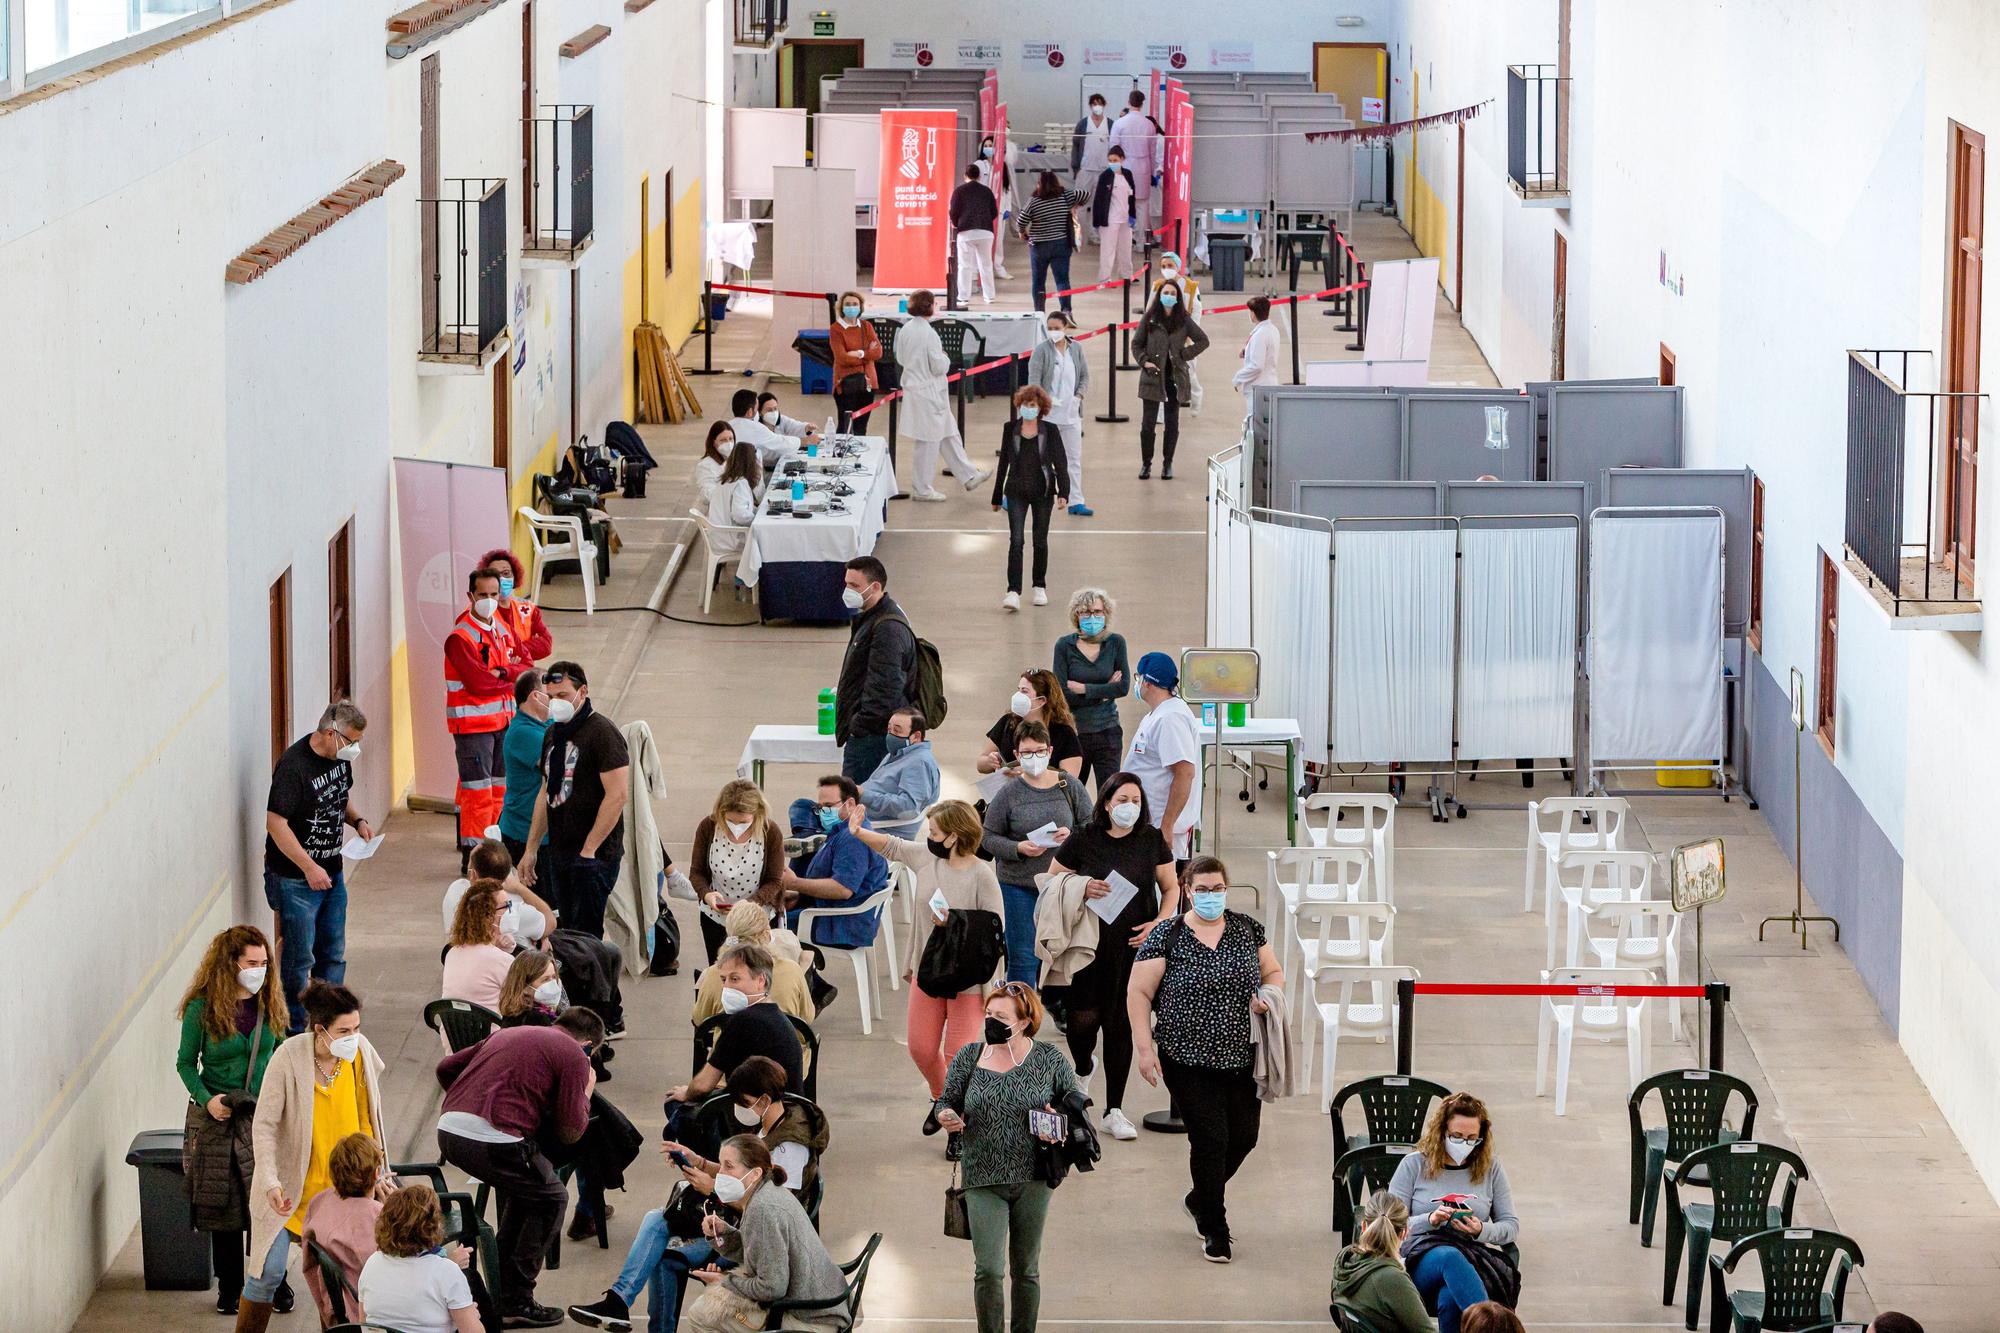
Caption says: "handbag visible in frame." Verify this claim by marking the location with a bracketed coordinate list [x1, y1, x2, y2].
[686, 1281, 768, 1330]
[943, 1162, 972, 1240]
[916, 908, 1005, 999]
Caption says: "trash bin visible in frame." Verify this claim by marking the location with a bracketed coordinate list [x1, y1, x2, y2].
[1208, 234, 1249, 292]
[126, 1129, 213, 1291]
[793, 329, 835, 395]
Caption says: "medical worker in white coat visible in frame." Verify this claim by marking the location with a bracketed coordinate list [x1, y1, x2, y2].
[1109, 92, 1162, 228]
[1029, 310, 1093, 516]
[1071, 93, 1113, 244]
[1231, 295, 1284, 425]
[893, 289, 989, 502]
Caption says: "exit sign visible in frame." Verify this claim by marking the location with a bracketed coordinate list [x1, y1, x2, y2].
[812, 11, 835, 34]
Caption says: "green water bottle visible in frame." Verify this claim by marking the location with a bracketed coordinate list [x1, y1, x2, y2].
[817, 688, 836, 736]
[1227, 702, 1248, 727]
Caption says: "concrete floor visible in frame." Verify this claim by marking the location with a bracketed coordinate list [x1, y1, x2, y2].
[77, 217, 2000, 1331]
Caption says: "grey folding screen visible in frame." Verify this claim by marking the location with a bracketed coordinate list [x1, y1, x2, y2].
[1293, 480, 1444, 524]
[1257, 392, 1404, 507]
[1444, 479, 1589, 528]
[1404, 395, 1536, 483]
[1547, 384, 1684, 511]
[1601, 467, 1758, 636]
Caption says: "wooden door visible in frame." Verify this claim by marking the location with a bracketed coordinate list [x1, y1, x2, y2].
[1313, 42, 1387, 124]
[522, 0, 536, 240]
[420, 54, 441, 345]
[1659, 343, 1677, 386]
[328, 522, 353, 706]
[269, 570, 292, 766]
[1944, 122, 1984, 583]
[493, 353, 512, 477]
[1551, 230, 1568, 380]
[1816, 551, 1838, 753]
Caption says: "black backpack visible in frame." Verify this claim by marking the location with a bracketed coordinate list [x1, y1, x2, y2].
[916, 908, 1006, 998]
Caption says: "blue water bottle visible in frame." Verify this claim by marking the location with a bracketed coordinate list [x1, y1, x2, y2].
[898, 296, 908, 315]
[1202, 702, 1217, 726]
[791, 478, 805, 502]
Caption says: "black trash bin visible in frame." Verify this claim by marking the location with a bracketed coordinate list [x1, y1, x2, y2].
[1208, 234, 1249, 292]
[127, 1129, 213, 1291]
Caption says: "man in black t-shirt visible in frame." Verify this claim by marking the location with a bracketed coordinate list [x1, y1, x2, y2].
[665, 946, 806, 1100]
[264, 700, 373, 1032]
[520, 660, 630, 939]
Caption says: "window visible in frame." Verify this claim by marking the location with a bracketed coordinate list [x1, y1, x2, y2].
[269, 568, 292, 766]
[1815, 550, 1838, 756]
[420, 54, 441, 347]
[25, 0, 218, 80]
[1658, 343, 1677, 386]
[662, 168, 675, 276]
[1748, 475, 1765, 651]
[328, 522, 353, 706]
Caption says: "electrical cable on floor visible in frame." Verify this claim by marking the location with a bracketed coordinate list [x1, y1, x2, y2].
[543, 604, 763, 629]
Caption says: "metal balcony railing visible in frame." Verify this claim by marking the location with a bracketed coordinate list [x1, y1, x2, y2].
[524, 106, 594, 259]
[1845, 349, 1985, 614]
[420, 178, 507, 362]
[1507, 64, 1569, 203]
[733, 0, 786, 47]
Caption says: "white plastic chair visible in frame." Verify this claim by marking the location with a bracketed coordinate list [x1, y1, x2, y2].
[519, 507, 598, 614]
[1523, 796, 1629, 912]
[1265, 847, 1377, 980]
[1289, 898, 1396, 1034]
[1550, 849, 1653, 970]
[1579, 897, 1684, 1038]
[1297, 793, 1397, 902]
[874, 862, 911, 987]
[795, 895, 888, 1034]
[1535, 966, 1655, 1116]
[687, 507, 749, 615]
[1302, 964, 1417, 1111]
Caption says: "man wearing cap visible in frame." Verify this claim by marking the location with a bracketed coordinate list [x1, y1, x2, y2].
[1125, 652, 1203, 862]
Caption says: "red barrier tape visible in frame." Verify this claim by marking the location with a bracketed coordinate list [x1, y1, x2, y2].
[1044, 275, 1127, 300]
[712, 281, 835, 301]
[1412, 982, 1709, 998]
[1204, 280, 1368, 317]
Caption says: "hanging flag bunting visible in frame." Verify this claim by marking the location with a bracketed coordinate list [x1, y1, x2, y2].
[1303, 100, 1490, 143]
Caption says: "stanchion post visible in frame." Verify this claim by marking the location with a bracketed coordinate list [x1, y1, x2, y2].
[690, 281, 723, 375]
[1395, 978, 1416, 1075]
[1347, 277, 1369, 352]
[1706, 981, 1729, 1070]
[1288, 295, 1302, 385]
[1093, 322, 1129, 424]
[1117, 278, 1138, 369]
[946, 234, 963, 312]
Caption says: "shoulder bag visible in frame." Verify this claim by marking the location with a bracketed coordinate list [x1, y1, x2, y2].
[943, 1161, 972, 1240]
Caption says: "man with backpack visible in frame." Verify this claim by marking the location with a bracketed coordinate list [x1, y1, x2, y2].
[837, 556, 946, 782]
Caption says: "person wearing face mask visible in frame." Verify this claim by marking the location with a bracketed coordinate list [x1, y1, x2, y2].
[1129, 857, 1284, 1264]
[827, 290, 881, 433]
[669, 945, 807, 1105]
[1330, 1193, 1436, 1333]
[445, 566, 528, 868]
[441, 877, 522, 1011]
[1231, 294, 1283, 418]
[681, 1137, 851, 1333]
[981, 721, 1093, 983]
[856, 706, 941, 837]
[1093, 145, 1138, 282]
[1071, 94, 1113, 244]
[264, 700, 373, 1034]
[991, 384, 1071, 611]
[950, 163, 1001, 305]
[1124, 651, 1202, 861]
[500, 669, 553, 871]
[448, 839, 557, 947]
[497, 948, 569, 1027]
[693, 903, 816, 1024]
[895, 288, 989, 502]
[479, 546, 553, 663]
[1028, 311, 1093, 515]
[177, 926, 287, 1315]
[691, 779, 787, 964]
[241, 982, 391, 1333]
[980, 669, 1084, 778]
[934, 983, 1079, 1333]
[705, 439, 765, 562]
[726, 387, 794, 473]
[1052, 588, 1132, 793]
[755, 391, 820, 443]
[520, 661, 631, 940]
[1109, 89, 1163, 226]
[847, 800, 1006, 1097]
[1046, 774, 1180, 1142]
[1014, 171, 1091, 315]
[1387, 1092, 1522, 1333]
[1133, 276, 1210, 479]
[691, 420, 737, 508]
[435, 1006, 603, 1328]
[780, 776, 890, 974]
[834, 556, 919, 782]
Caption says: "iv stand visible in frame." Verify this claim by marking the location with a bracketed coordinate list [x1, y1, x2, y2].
[1759, 667, 1839, 947]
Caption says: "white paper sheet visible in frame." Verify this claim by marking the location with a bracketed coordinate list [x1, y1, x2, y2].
[1588, 513, 1724, 761]
[975, 771, 1010, 802]
[342, 833, 386, 861]
[1023, 821, 1061, 847]
[1085, 870, 1140, 923]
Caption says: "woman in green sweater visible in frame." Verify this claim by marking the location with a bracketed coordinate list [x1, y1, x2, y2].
[176, 925, 287, 1315]
[1331, 1193, 1435, 1332]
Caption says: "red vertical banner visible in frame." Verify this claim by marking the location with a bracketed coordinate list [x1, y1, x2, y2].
[876, 109, 957, 290]
[991, 102, 1011, 267]
[1166, 84, 1193, 257]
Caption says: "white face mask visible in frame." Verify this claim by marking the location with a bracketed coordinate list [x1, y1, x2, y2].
[720, 987, 752, 1015]
[841, 587, 867, 611]
[336, 740, 362, 763]
[238, 966, 268, 993]
[711, 1170, 750, 1204]
[726, 819, 752, 838]
[533, 979, 564, 1008]
[1444, 1136, 1480, 1166]
[1010, 690, 1034, 717]
[498, 906, 521, 938]
[1109, 802, 1142, 829]
[733, 1102, 765, 1127]
[546, 697, 577, 724]
[1018, 753, 1051, 778]
[1048, 327, 1067, 342]
[474, 597, 498, 620]
[326, 1032, 361, 1063]
[762, 410, 780, 426]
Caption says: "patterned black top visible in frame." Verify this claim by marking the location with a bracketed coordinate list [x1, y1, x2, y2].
[1136, 911, 1268, 1070]
[937, 1040, 1080, 1189]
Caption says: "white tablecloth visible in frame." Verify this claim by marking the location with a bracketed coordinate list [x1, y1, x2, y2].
[1196, 717, 1303, 748]
[737, 724, 843, 780]
[737, 436, 896, 587]
[882, 310, 1048, 358]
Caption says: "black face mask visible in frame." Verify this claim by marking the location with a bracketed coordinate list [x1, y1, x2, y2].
[926, 837, 955, 860]
[983, 1015, 1014, 1046]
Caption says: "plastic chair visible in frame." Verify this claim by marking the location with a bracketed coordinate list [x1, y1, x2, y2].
[877, 861, 911, 968]
[1707, 1228, 1863, 1333]
[1665, 1141, 1807, 1329]
[1628, 1068, 1758, 1246]
[1328, 1074, 1451, 1239]
[519, 506, 599, 614]
[423, 998, 501, 1052]
[1793, 1325, 1867, 1333]
[767, 1231, 882, 1329]
[390, 1162, 494, 1286]
[1331, 1305, 1393, 1333]
[1580, 896, 1685, 1038]
[931, 318, 989, 434]
[693, 1012, 822, 1103]
[1549, 848, 1652, 971]
[1265, 846, 1378, 978]
[796, 894, 890, 1034]
[1303, 965, 1417, 1112]
[1289, 897, 1395, 1037]
[306, 1235, 358, 1324]
[1535, 966, 1654, 1116]
[1297, 793, 1396, 901]
[1524, 795, 1629, 911]
[1329, 1141, 1413, 1247]
[687, 507, 750, 615]
[326, 1325, 411, 1333]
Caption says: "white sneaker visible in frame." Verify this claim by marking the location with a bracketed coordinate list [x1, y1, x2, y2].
[913, 489, 948, 502]
[1002, 591, 1021, 612]
[996, 267, 1013, 279]
[1032, 587, 1049, 606]
[1103, 1108, 1138, 1140]
[962, 467, 993, 491]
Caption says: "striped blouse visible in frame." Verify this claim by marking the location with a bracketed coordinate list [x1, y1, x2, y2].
[1016, 190, 1089, 245]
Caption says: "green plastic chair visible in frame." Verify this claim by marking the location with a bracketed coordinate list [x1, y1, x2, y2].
[1707, 1227, 1863, 1333]
[1629, 1067, 1757, 1246]
[392, 1162, 495, 1288]
[1331, 1303, 1392, 1333]
[1329, 1076, 1447, 1238]
[1664, 1141, 1806, 1329]
[1330, 1142, 1413, 1248]
[1793, 1325, 1867, 1333]
[931, 318, 988, 434]
[767, 1231, 882, 1330]
[423, 998, 501, 1053]
[306, 1236, 358, 1324]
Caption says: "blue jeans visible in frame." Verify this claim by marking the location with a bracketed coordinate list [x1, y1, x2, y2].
[547, 847, 621, 939]
[263, 869, 347, 1033]
[241, 1229, 292, 1303]
[609, 1212, 727, 1333]
[841, 731, 889, 783]
[1410, 1244, 1490, 1333]
[1030, 242, 1074, 313]
[1000, 881, 1041, 983]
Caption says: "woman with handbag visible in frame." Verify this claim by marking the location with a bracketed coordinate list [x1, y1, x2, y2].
[828, 291, 881, 433]
[176, 925, 287, 1315]
[847, 799, 1006, 1098]
[935, 982, 1079, 1333]
[990, 385, 1072, 612]
[682, 1135, 850, 1333]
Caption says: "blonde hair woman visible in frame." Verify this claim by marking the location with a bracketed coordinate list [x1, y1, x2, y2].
[690, 779, 785, 963]
[693, 900, 818, 1023]
[1052, 587, 1131, 793]
[1331, 1193, 1434, 1332]
[1387, 1092, 1521, 1333]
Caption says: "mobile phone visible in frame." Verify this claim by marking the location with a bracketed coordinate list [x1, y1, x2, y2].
[667, 1149, 692, 1168]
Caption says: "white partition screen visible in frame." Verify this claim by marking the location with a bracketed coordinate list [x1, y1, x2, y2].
[1207, 467, 1253, 651]
[1587, 513, 1724, 761]
[1250, 519, 1331, 765]
[1332, 528, 1456, 762]
[1456, 526, 1578, 760]
[726, 107, 808, 201]
[815, 113, 882, 206]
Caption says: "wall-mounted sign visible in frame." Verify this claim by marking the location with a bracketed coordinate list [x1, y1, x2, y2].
[956, 40, 1001, 66]
[1144, 42, 1189, 70]
[1022, 41, 1066, 68]
[1180, 649, 1260, 704]
[1362, 96, 1386, 124]
[1210, 40, 1254, 68]
[890, 39, 934, 67]
[811, 10, 835, 36]
[1082, 42, 1126, 68]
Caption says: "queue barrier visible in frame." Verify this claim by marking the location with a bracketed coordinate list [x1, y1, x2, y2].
[1393, 978, 1731, 1075]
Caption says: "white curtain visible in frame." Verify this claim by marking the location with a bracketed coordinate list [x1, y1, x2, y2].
[1457, 527, 1578, 761]
[1207, 453, 1252, 649]
[1250, 519, 1332, 766]
[1332, 528, 1456, 763]
[1588, 514, 1724, 761]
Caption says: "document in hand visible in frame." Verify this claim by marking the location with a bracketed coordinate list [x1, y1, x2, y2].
[1084, 870, 1140, 922]
[975, 771, 1010, 803]
[341, 833, 386, 861]
[1023, 822, 1062, 847]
